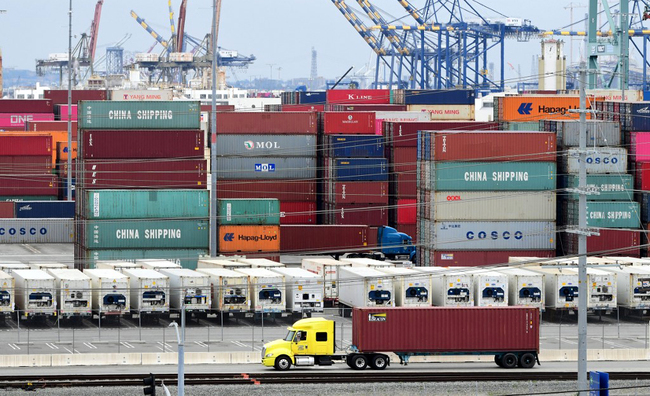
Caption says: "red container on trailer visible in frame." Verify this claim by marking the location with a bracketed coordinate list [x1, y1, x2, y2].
[326, 89, 390, 105]
[83, 159, 207, 189]
[44, 89, 107, 105]
[428, 250, 556, 266]
[327, 203, 388, 226]
[327, 181, 388, 204]
[322, 112, 375, 134]
[391, 147, 417, 173]
[0, 175, 58, 196]
[281, 104, 325, 112]
[280, 224, 369, 253]
[0, 156, 52, 174]
[81, 130, 204, 159]
[0, 134, 52, 156]
[562, 229, 640, 257]
[395, 173, 417, 198]
[0, 113, 55, 128]
[0, 99, 53, 113]
[215, 112, 317, 134]
[280, 201, 316, 224]
[0, 202, 14, 218]
[216, 180, 317, 201]
[388, 121, 499, 147]
[396, 199, 417, 224]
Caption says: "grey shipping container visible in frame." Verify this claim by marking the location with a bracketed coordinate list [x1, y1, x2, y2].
[428, 220, 556, 250]
[216, 135, 317, 157]
[216, 157, 316, 180]
[560, 147, 627, 174]
[0, 219, 73, 243]
[548, 120, 621, 147]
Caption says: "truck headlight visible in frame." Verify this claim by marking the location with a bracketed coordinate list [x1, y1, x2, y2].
[265, 353, 274, 358]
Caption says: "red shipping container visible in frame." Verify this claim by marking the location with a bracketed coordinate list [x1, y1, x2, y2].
[352, 307, 539, 354]
[215, 112, 317, 134]
[562, 229, 640, 257]
[327, 181, 388, 204]
[326, 89, 390, 105]
[635, 162, 650, 190]
[44, 89, 107, 105]
[396, 199, 416, 224]
[387, 121, 499, 147]
[280, 224, 369, 253]
[217, 180, 317, 201]
[0, 134, 52, 156]
[0, 202, 14, 218]
[395, 173, 416, 198]
[391, 147, 417, 172]
[327, 104, 407, 111]
[281, 104, 325, 112]
[280, 201, 316, 224]
[328, 203, 388, 226]
[82, 130, 204, 159]
[0, 175, 58, 196]
[83, 159, 207, 189]
[322, 112, 376, 134]
[0, 113, 55, 128]
[25, 121, 78, 138]
[200, 104, 236, 112]
[429, 250, 556, 266]
[56, 159, 77, 178]
[367, 226, 379, 249]
[397, 224, 417, 242]
[0, 156, 52, 174]
[0, 99, 53, 113]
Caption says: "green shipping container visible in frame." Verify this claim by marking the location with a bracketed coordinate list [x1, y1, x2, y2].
[500, 122, 541, 131]
[217, 198, 280, 225]
[85, 249, 208, 269]
[0, 196, 57, 202]
[566, 200, 640, 228]
[85, 219, 209, 249]
[78, 101, 200, 129]
[562, 175, 633, 201]
[83, 190, 209, 219]
[431, 162, 556, 191]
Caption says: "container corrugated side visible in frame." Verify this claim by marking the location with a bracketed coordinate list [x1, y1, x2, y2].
[327, 203, 388, 226]
[498, 96, 584, 121]
[0, 99, 53, 112]
[84, 219, 209, 249]
[0, 202, 13, 218]
[216, 157, 316, 180]
[216, 180, 316, 201]
[78, 101, 200, 129]
[280, 225, 368, 253]
[326, 89, 390, 105]
[218, 199, 280, 225]
[389, 121, 499, 147]
[218, 225, 280, 253]
[14, 201, 75, 218]
[326, 135, 384, 158]
[427, 220, 556, 250]
[279, 201, 316, 224]
[559, 229, 640, 257]
[407, 104, 474, 120]
[0, 219, 73, 243]
[0, 134, 52, 156]
[329, 158, 388, 181]
[426, 250, 556, 267]
[83, 249, 208, 269]
[215, 112, 317, 134]
[215, 135, 316, 157]
[427, 162, 556, 191]
[82, 160, 207, 189]
[630, 132, 650, 163]
[83, 190, 209, 219]
[0, 175, 59, 196]
[560, 147, 627, 174]
[549, 120, 621, 147]
[81, 130, 204, 159]
[0, 156, 52, 174]
[565, 201, 640, 229]
[429, 191, 556, 221]
[326, 181, 388, 204]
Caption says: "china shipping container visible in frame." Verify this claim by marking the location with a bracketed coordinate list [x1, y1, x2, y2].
[376, 267, 431, 307]
[0, 271, 15, 317]
[215, 135, 316, 157]
[44, 89, 107, 105]
[392, 89, 475, 105]
[560, 147, 627, 174]
[327, 203, 388, 226]
[46, 269, 92, 317]
[496, 96, 585, 122]
[218, 225, 280, 253]
[337, 266, 394, 310]
[158, 269, 211, 313]
[14, 201, 74, 218]
[81, 130, 204, 159]
[561, 175, 633, 201]
[83, 250, 208, 270]
[121, 268, 170, 316]
[233, 267, 286, 314]
[326, 135, 384, 158]
[83, 219, 209, 249]
[269, 267, 324, 314]
[0, 219, 73, 243]
[216, 157, 316, 180]
[425, 250, 556, 267]
[0, 156, 52, 174]
[279, 201, 316, 224]
[215, 112, 317, 134]
[326, 89, 390, 105]
[560, 229, 640, 257]
[564, 201, 640, 228]
[388, 121, 499, 147]
[82, 190, 209, 219]
[82, 159, 207, 189]
[427, 221, 556, 250]
[280, 225, 368, 253]
[0, 99, 53, 112]
[328, 158, 388, 181]
[12, 270, 56, 318]
[83, 269, 130, 317]
[326, 181, 388, 204]
[216, 180, 317, 201]
[78, 101, 201, 130]
[423, 162, 556, 191]
[415, 267, 473, 307]
[0, 113, 55, 128]
[540, 120, 620, 147]
[602, 266, 650, 310]
[301, 258, 352, 302]
[0, 134, 52, 156]
[427, 191, 556, 221]
[195, 267, 250, 313]
[322, 112, 376, 134]
[218, 198, 281, 225]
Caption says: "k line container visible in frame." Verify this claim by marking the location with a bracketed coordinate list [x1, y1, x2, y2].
[376, 267, 431, 307]
[269, 267, 324, 313]
[603, 266, 650, 310]
[78, 101, 201, 130]
[541, 120, 621, 147]
[416, 267, 473, 307]
[218, 225, 280, 253]
[82, 159, 207, 189]
[218, 199, 280, 225]
[84, 219, 209, 249]
[428, 221, 556, 250]
[83, 190, 209, 219]
[561, 175, 633, 201]
[326, 89, 390, 105]
[301, 258, 351, 301]
[215, 112, 317, 134]
[81, 130, 204, 159]
[322, 112, 376, 135]
[426, 250, 556, 267]
[12, 270, 56, 317]
[195, 267, 250, 312]
[326, 181, 388, 204]
[121, 268, 170, 314]
[565, 201, 640, 228]
[0, 219, 73, 243]
[158, 269, 211, 312]
[560, 229, 640, 257]
[429, 191, 556, 221]
[337, 266, 394, 309]
[216, 180, 316, 201]
[466, 270, 509, 307]
[280, 225, 368, 253]
[233, 267, 286, 313]
[388, 121, 499, 147]
[46, 269, 92, 317]
[326, 135, 384, 158]
[0, 271, 14, 316]
[561, 147, 627, 174]
[327, 203, 388, 226]
[83, 269, 130, 315]
[329, 158, 388, 181]
[216, 157, 316, 180]
[406, 104, 474, 120]
[279, 201, 316, 224]
[527, 267, 578, 310]
[14, 201, 74, 219]
[330, 104, 408, 112]
[215, 135, 316, 157]
[0, 134, 52, 156]
[496, 268, 545, 310]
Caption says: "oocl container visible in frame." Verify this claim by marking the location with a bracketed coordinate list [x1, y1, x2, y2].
[416, 267, 473, 307]
[216, 157, 316, 180]
[83, 190, 209, 219]
[0, 219, 73, 243]
[561, 147, 627, 174]
[83, 269, 130, 317]
[195, 267, 250, 313]
[269, 267, 324, 314]
[337, 266, 394, 310]
[495, 268, 545, 310]
[428, 221, 556, 250]
[0, 270, 14, 317]
[218, 199, 280, 225]
[216, 135, 316, 157]
[425, 162, 556, 191]
[218, 225, 280, 253]
[84, 219, 209, 249]
[46, 269, 92, 317]
[78, 101, 201, 130]
[233, 267, 286, 314]
[215, 112, 317, 134]
[565, 201, 640, 229]
[465, 269, 509, 307]
[429, 191, 556, 221]
[81, 130, 204, 159]
[12, 269, 56, 318]
[301, 258, 351, 303]
[376, 267, 431, 307]
[121, 268, 170, 315]
[158, 268, 211, 312]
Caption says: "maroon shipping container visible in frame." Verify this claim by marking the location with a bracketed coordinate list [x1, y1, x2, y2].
[281, 104, 325, 112]
[397, 224, 417, 242]
[562, 229, 641, 257]
[0, 134, 52, 156]
[280, 224, 369, 253]
[44, 89, 107, 105]
[322, 112, 375, 135]
[56, 160, 77, 178]
[280, 201, 316, 224]
[200, 104, 236, 112]
[0, 99, 53, 113]
[352, 307, 539, 354]
[82, 130, 204, 159]
[215, 112, 317, 134]
[396, 199, 416, 224]
[395, 173, 416, 198]
[429, 131, 556, 161]
[0, 175, 58, 196]
[25, 120, 78, 138]
[387, 121, 499, 147]
[326, 89, 390, 105]
[391, 147, 417, 173]
[327, 104, 407, 112]
[0, 202, 14, 218]
[635, 162, 650, 190]
[0, 156, 52, 174]
[327, 203, 388, 226]
[217, 180, 317, 201]
[83, 159, 207, 189]
[428, 250, 556, 266]
[327, 181, 388, 204]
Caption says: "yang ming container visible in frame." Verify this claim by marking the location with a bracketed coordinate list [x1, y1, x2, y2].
[158, 269, 211, 313]
[234, 267, 286, 314]
[216, 157, 316, 180]
[0, 271, 14, 317]
[84, 219, 208, 249]
[329, 158, 388, 181]
[301, 258, 351, 303]
[376, 267, 431, 307]
[416, 267, 473, 307]
[565, 201, 640, 228]
[429, 221, 556, 250]
[429, 191, 556, 221]
[218, 225, 280, 253]
[195, 268, 250, 314]
[496, 268, 544, 310]
[560, 147, 627, 174]
[269, 267, 324, 314]
[82, 160, 207, 189]
[84, 269, 130, 317]
[121, 268, 170, 316]
[78, 101, 201, 130]
[81, 130, 204, 159]
[0, 219, 73, 243]
[46, 269, 92, 317]
[561, 175, 633, 201]
[218, 199, 280, 225]
[83, 190, 209, 219]
[216, 135, 316, 157]
[215, 112, 317, 134]
[425, 162, 556, 191]
[12, 270, 56, 318]
[337, 266, 393, 311]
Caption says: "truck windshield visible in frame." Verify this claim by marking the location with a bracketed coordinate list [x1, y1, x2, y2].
[284, 330, 296, 342]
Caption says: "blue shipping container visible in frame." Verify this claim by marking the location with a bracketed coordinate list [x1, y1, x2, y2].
[630, 103, 650, 131]
[328, 135, 384, 158]
[14, 201, 75, 218]
[330, 158, 388, 181]
[59, 178, 75, 200]
[641, 193, 650, 223]
[404, 89, 475, 105]
[299, 91, 326, 104]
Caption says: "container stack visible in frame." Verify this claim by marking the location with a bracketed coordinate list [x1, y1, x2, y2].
[493, 95, 585, 123]
[390, 89, 476, 121]
[277, 91, 326, 112]
[217, 198, 281, 258]
[74, 101, 209, 269]
[417, 130, 558, 266]
[0, 99, 54, 131]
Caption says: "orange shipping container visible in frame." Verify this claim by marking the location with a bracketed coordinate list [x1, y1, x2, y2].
[56, 141, 77, 162]
[218, 225, 280, 253]
[498, 95, 591, 122]
[40, 131, 73, 164]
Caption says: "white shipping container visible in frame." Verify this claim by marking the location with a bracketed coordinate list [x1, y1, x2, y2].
[196, 268, 250, 313]
[430, 221, 556, 250]
[337, 266, 393, 309]
[84, 269, 130, 316]
[562, 147, 627, 174]
[29, 263, 69, 270]
[431, 191, 556, 221]
[527, 266, 579, 309]
[415, 267, 474, 307]
[234, 268, 286, 313]
[12, 270, 56, 317]
[46, 269, 92, 317]
[138, 260, 182, 270]
[564, 268, 617, 311]
[0, 271, 15, 316]
[236, 258, 284, 268]
[198, 259, 250, 270]
[110, 89, 173, 101]
[96, 260, 142, 272]
[135, 53, 159, 62]
[158, 269, 210, 312]
[464, 269, 508, 307]
[602, 266, 650, 310]
[495, 268, 545, 310]
[0, 263, 30, 274]
[338, 257, 395, 268]
[376, 267, 430, 307]
[374, 111, 430, 122]
[586, 89, 643, 102]
[169, 52, 193, 62]
[270, 268, 324, 314]
[301, 258, 351, 301]
[121, 269, 170, 315]
[407, 104, 474, 120]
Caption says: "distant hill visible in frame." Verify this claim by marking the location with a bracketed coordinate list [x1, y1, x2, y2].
[2, 68, 60, 90]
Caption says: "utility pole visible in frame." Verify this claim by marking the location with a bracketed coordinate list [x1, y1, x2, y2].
[564, 3, 586, 65]
[210, 0, 220, 257]
[67, 0, 73, 201]
[267, 63, 275, 80]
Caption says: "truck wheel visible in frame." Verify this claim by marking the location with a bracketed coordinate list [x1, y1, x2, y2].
[494, 355, 504, 367]
[518, 353, 536, 369]
[350, 354, 367, 370]
[369, 354, 388, 370]
[274, 355, 292, 371]
[500, 353, 518, 369]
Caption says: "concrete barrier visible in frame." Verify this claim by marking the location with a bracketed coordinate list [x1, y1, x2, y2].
[51, 353, 141, 366]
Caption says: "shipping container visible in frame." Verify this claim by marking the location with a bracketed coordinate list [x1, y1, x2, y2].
[83, 269, 130, 316]
[44, 89, 106, 105]
[338, 266, 394, 309]
[495, 268, 545, 310]
[95, 261, 142, 272]
[0, 271, 15, 316]
[233, 267, 286, 313]
[561, 175, 633, 201]
[54, 104, 77, 121]
[391, 147, 417, 173]
[279, 201, 316, 224]
[602, 266, 650, 310]
[78, 101, 200, 130]
[0, 133, 52, 156]
[326, 89, 390, 105]
[394, 173, 417, 198]
[195, 267, 250, 313]
[329, 104, 408, 112]
[28, 263, 68, 271]
[630, 132, 650, 163]
[215, 112, 317, 134]
[327, 203, 388, 226]
[56, 141, 77, 162]
[110, 90, 173, 101]
[376, 267, 430, 307]
[428, 191, 556, 221]
[280, 225, 368, 253]
[407, 104, 474, 120]
[326, 181, 388, 204]
[279, 104, 325, 112]
[0, 218, 73, 243]
[12, 270, 56, 318]
[497, 96, 584, 121]
[329, 158, 388, 181]
[236, 258, 284, 268]
[629, 103, 650, 131]
[218, 198, 280, 225]
[216, 135, 316, 157]
[0, 202, 13, 218]
[216, 157, 316, 180]
[560, 147, 627, 174]
[541, 120, 621, 147]
[565, 200, 640, 228]
[269, 267, 324, 314]
[416, 267, 473, 307]
[216, 180, 316, 201]
[326, 135, 384, 158]
[395, 199, 416, 224]
[560, 229, 641, 257]
[83, 190, 209, 219]
[0, 156, 52, 174]
[218, 225, 280, 253]
[635, 162, 650, 191]
[197, 258, 250, 271]
[158, 269, 211, 312]
[46, 269, 92, 317]
[526, 266, 578, 310]
[81, 249, 208, 270]
[81, 130, 204, 159]
[500, 121, 541, 131]
[138, 260, 183, 270]
[0, 263, 30, 274]
[339, 257, 395, 269]
[14, 201, 74, 218]
[425, 250, 556, 267]
[0, 99, 53, 113]
[564, 267, 617, 311]
[0, 113, 54, 128]
[25, 121, 78, 137]
[464, 270, 508, 307]
[82, 159, 207, 189]
[83, 219, 208, 249]
[389, 121, 499, 147]
[301, 258, 351, 302]
[392, 89, 475, 105]
[322, 112, 376, 135]
[427, 221, 556, 250]
[121, 268, 170, 315]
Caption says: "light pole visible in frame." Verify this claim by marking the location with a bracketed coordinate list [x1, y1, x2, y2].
[169, 299, 185, 396]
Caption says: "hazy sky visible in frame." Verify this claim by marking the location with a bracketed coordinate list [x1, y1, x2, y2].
[0, 1, 627, 83]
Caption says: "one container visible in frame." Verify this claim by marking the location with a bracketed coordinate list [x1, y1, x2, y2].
[561, 175, 633, 201]
[337, 266, 394, 309]
[466, 269, 509, 307]
[429, 221, 556, 250]
[426, 162, 556, 191]
[527, 266, 579, 310]
[12, 270, 56, 317]
[216, 157, 316, 180]
[0, 175, 59, 196]
[233, 267, 286, 313]
[0, 134, 52, 156]
[157, 269, 211, 312]
[195, 267, 250, 313]
[84, 269, 130, 316]
[0, 271, 15, 317]
[269, 267, 324, 314]
[326, 135, 384, 158]
[216, 180, 316, 201]
[301, 258, 351, 302]
[218, 199, 280, 225]
[83, 190, 209, 219]
[81, 130, 204, 159]
[83, 219, 209, 249]
[560, 229, 641, 257]
[138, 260, 183, 270]
[279, 201, 316, 224]
[280, 224, 369, 253]
[326, 181, 388, 204]
[495, 268, 545, 310]
[54, 104, 78, 121]
[545, 120, 621, 147]
[560, 147, 627, 174]
[429, 191, 556, 221]
[329, 158, 388, 181]
[121, 268, 170, 315]
[46, 269, 92, 317]
[216, 135, 316, 157]
[416, 267, 473, 307]
[636, 162, 650, 191]
[322, 112, 376, 135]
[218, 225, 280, 253]
[602, 266, 650, 310]
[0, 219, 73, 243]
[630, 132, 650, 162]
[407, 104, 474, 120]
[78, 101, 201, 130]
[326, 89, 390, 105]
[14, 201, 75, 219]
[215, 112, 317, 134]
[95, 260, 142, 272]
[236, 258, 284, 268]
[388, 121, 499, 147]
[564, 268, 617, 312]
[376, 267, 431, 307]
[565, 201, 640, 229]
[82, 159, 207, 189]
[327, 203, 388, 226]
[0, 113, 54, 128]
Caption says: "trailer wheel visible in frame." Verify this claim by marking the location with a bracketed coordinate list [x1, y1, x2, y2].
[501, 353, 518, 369]
[274, 355, 292, 371]
[518, 353, 536, 369]
[350, 354, 368, 370]
[369, 354, 388, 370]
[494, 355, 504, 367]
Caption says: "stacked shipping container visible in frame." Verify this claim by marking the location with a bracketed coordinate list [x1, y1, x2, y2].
[217, 198, 281, 255]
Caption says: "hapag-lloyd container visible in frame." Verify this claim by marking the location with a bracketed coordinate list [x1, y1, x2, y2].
[0, 219, 74, 243]
[216, 135, 316, 157]
[428, 221, 556, 250]
[216, 157, 316, 180]
[216, 180, 316, 201]
[0, 175, 58, 196]
[540, 120, 621, 147]
[326, 89, 390, 105]
[0, 134, 52, 156]
[630, 132, 650, 162]
[388, 121, 499, 147]
[323, 112, 376, 134]
[326, 135, 384, 158]
[83, 160, 207, 189]
[427, 250, 555, 266]
[496, 95, 585, 121]
[329, 158, 388, 181]
[218, 198, 280, 225]
[0, 156, 52, 174]
[57, 141, 77, 161]
[327, 203, 388, 226]
[84, 219, 209, 249]
[217, 225, 280, 253]
[280, 224, 368, 253]
[0, 113, 55, 128]
[407, 104, 474, 120]
[560, 147, 627, 174]
[83, 190, 209, 219]
[215, 112, 317, 134]
[565, 201, 640, 228]
[78, 101, 201, 130]
[561, 229, 640, 257]
[429, 191, 556, 221]
[82, 130, 204, 159]
[561, 174, 633, 201]
[326, 181, 388, 204]
[279, 201, 316, 224]
[427, 162, 556, 191]
[0, 99, 53, 113]
[83, 249, 208, 269]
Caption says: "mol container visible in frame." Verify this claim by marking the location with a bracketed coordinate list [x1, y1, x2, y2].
[95, 260, 142, 272]
[337, 266, 393, 311]
[495, 268, 545, 310]
[301, 258, 351, 304]
[270, 267, 324, 315]
[197, 258, 250, 271]
[464, 270, 508, 307]
[339, 258, 395, 269]
[561, 147, 627, 174]
[565, 268, 617, 312]
[84, 269, 130, 317]
[78, 101, 201, 130]
[195, 268, 250, 314]
[234, 268, 286, 314]
[525, 266, 578, 310]
[138, 260, 182, 270]
[216, 135, 316, 157]
[376, 267, 430, 307]
[158, 269, 210, 313]
[12, 270, 56, 318]
[121, 269, 170, 316]
[0, 271, 15, 317]
[236, 258, 284, 268]
[602, 266, 650, 311]
[46, 269, 92, 318]
[216, 157, 316, 180]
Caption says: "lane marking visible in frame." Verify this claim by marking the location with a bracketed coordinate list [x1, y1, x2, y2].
[45, 343, 59, 350]
[194, 341, 208, 348]
[63, 347, 73, 354]
[120, 342, 135, 349]
[83, 342, 97, 349]
[21, 244, 41, 254]
[7, 343, 20, 350]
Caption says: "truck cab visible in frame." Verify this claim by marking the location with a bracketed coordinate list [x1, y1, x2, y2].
[378, 226, 416, 262]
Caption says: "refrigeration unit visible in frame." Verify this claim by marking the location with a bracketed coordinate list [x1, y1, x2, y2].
[338, 257, 395, 269]
[464, 269, 508, 307]
[236, 258, 285, 268]
[0, 270, 15, 318]
[84, 269, 130, 318]
[196, 267, 250, 315]
[158, 269, 211, 315]
[527, 267, 578, 311]
[603, 266, 650, 313]
[234, 267, 286, 315]
[496, 268, 545, 310]
[46, 269, 92, 318]
[12, 269, 56, 319]
[121, 268, 170, 317]
[138, 260, 182, 270]
[197, 258, 251, 271]
[415, 267, 474, 307]
[564, 267, 617, 312]
[28, 263, 69, 271]
[377, 267, 430, 307]
[96, 260, 142, 273]
[337, 266, 393, 314]
[270, 267, 324, 315]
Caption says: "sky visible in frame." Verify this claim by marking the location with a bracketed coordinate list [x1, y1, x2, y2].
[0, 0, 630, 84]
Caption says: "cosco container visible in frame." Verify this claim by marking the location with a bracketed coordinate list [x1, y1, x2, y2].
[78, 101, 201, 129]
[216, 180, 316, 201]
[216, 135, 316, 157]
[465, 269, 508, 307]
[81, 130, 204, 159]
[541, 120, 621, 147]
[561, 175, 633, 201]
[158, 269, 211, 312]
[565, 201, 640, 228]
[14, 201, 74, 219]
[46, 269, 92, 317]
[326, 135, 384, 158]
[84, 219, 208, 249]
[428, 191, 556, 221]
[565, 268, 617, 311]
[328, 158, 388, 181]
[0, 271, 14, 317]
[216, 157, 316, 180]
[218, 225, 280, 253]
[527, 267, 578, 310]
[121, 268, 170, 315]
[416, 267, 473, 307]
[0, 202, 13, 218]
[560, 147, 627, 174]
[195, 267, 250, 313]
[12, 270, 56, 318]
[376, 267, 430, 307]
[280, 225, 368, 253]
[602, 266, 650, 310]
[322, 112, 376, 134]
[0, 219, 73, 243]
[83, 269, 130, 316]
[301, 258, 351, 302]
[337, 266, 394, 311]
[427, 221, 556, 250]
[215, 112, 317, 134]
[83, 249, 207, 270]
[425, 162, 556, 191]
[218, 199, 280, 225]
[495, 268, 545, 310]
[83, 190, 209, 219]
[270, 267, 324, 314]
[82, 159, 207, 189]
[233, 267, 286, 314]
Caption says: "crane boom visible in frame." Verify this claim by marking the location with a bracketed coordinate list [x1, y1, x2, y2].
[177, 0, 188, 52]
[211, 0, 222, 54]
[356, 0, 409, 55]
[130, 10, 169, 48]
[331, 0, 385, 55]
[396, 0, 426, 25]
[168, 0, 176, 52]
[88, 0, 103, 62]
